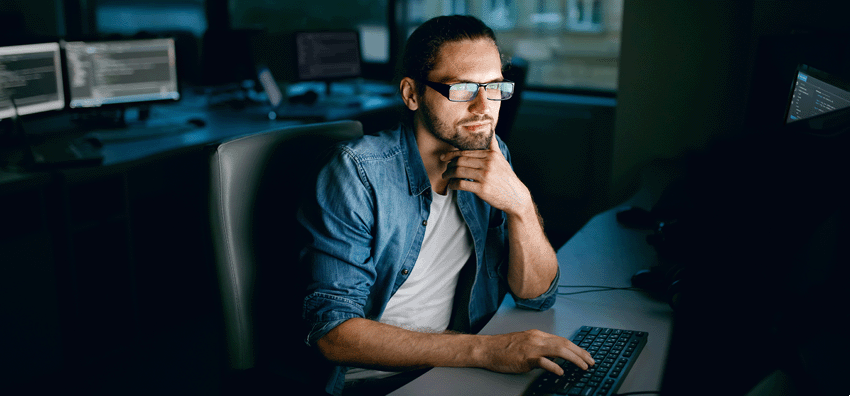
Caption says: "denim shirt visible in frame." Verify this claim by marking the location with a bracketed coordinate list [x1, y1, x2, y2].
[297, 123, 559, 395]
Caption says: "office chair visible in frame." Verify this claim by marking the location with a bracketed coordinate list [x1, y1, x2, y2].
[208, 120, 363, 394]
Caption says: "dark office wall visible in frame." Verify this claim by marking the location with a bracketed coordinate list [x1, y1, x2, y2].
[750, 0, 850, 38]
[611, 0, 850, 206]
[611, 0, 754, 206]
[507, 95, 615, 248]
[0, 0, 63, 44]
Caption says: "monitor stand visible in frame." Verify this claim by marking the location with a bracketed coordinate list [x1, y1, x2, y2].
[317, 80, 364, 108]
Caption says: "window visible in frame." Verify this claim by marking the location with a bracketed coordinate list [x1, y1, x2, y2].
[229, 0, 390, 63]
[403, 0, 623, 92]
[95, 0, 207, 38]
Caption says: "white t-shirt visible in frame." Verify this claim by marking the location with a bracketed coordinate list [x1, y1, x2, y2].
[345, 188, 474, 381]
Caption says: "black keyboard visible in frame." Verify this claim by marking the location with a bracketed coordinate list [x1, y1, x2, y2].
[29, 138, 103, 168]
[525, 326, 648, 396]
[89, 122, 199, 142]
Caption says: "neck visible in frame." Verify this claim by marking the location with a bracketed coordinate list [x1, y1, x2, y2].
[413, 122, 455, 196]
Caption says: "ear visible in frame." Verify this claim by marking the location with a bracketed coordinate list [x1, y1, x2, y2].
[400, 77, 419, 111]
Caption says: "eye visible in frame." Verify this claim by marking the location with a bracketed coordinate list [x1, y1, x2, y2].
[451, 83, 478, 92]
[485, 82, 514, 100]
[448, 83, 479, 101]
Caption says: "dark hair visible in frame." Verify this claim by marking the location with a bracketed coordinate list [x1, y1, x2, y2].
[400, 15, 500, 96]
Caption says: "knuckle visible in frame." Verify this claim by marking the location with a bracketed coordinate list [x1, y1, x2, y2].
[529, 329, 545, 336]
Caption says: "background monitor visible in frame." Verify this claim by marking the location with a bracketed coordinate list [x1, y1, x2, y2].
[0, 42, 65, 120]
[785, 64, 850, 124]
[295, 31, 362, 81]
[64, 38, 180, 109]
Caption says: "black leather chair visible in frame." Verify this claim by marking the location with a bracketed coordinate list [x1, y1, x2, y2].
[208, 120, 363, 394]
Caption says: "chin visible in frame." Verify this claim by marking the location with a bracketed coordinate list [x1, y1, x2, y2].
[458, 129, 494, 150]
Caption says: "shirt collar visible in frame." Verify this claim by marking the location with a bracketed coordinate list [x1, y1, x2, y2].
[400, 123, 432, 197]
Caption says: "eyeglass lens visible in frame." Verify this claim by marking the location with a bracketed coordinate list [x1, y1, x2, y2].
[448, 82, 513, 101]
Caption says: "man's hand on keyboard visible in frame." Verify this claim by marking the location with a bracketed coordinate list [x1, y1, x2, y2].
[476, 329, 595, 376]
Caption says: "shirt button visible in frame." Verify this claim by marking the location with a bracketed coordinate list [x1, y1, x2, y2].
[422, 220, 427, 226]
[401, 269, 410, 275]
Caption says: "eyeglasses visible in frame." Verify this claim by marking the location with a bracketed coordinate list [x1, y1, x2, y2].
[422, 80, 514, 102]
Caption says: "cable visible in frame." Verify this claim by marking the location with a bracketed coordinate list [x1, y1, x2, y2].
[556, 285, 643, 296]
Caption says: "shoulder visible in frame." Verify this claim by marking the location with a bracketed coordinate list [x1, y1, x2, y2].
[318, 125, 406, 189]
[336, 125, 404, 163]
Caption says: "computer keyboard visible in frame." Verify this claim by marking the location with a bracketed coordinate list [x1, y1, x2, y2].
[29, 137, 103, 169]
[525, 326, 648, 396]
[89, 121, 200, 143]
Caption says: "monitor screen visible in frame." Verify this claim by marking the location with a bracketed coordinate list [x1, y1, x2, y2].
[785, 64, 850, 124]
[295, 31, 362, 81]
[64, 38, 180, 109]
[0, 42, 65, 120]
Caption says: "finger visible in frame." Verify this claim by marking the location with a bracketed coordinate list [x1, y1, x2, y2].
[446, 178, 478, 193]
[439, 150, 463, 162]
[448, 155, 487, 170]
[561, 352, 590, 371]
[444, 150, 489, 162]
[560, 346, 594, 370]
[538, 357, 564, 376]
[443, 165, 483, 181]
[569, 342, 595, 367]
[440, 149, 488, 162]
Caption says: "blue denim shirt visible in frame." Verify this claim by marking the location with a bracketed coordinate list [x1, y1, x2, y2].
[297, 123, 559, 395]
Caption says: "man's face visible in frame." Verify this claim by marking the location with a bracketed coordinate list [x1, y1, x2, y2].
[417, 38, 503, 151]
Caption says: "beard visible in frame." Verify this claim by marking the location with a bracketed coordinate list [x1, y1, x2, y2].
[419, 99, 496, 151]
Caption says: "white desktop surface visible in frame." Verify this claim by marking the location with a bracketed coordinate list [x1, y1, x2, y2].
[390, 204, 673, 395]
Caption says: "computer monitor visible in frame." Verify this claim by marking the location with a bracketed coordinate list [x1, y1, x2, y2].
[0, 42, 65, 120]
[63, 38, 180, 109]
[295, 31, 362, 82]
[785, 64, 850, 124]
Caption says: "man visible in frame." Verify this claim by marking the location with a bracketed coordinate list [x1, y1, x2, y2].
[297, 15, 595, 395]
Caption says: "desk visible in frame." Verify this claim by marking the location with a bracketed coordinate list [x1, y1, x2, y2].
[82, 88, 401, 166]
[391, 201, 674, 395]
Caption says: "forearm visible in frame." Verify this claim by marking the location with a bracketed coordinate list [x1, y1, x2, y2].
[318, 318, 596, 376]
[317, 318, 482, 370]
[505, 200, 558, 299]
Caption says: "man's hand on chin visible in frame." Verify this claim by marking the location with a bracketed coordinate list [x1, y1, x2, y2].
[440, 137, 532, 216]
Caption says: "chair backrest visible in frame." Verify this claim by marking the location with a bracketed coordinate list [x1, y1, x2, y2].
[208, 120, 363, 378]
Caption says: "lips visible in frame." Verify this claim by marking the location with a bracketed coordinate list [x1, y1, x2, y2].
[461, 123, 489, 131]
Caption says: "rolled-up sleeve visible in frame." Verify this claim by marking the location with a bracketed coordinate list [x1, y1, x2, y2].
[511, 267, 559, 311]
[297, 146, 376, 346]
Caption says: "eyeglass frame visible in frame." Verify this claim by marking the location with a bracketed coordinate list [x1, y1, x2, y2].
[420, 79, 515, 102]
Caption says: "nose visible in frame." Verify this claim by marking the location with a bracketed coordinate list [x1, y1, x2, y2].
[467, 86, 491, 115]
